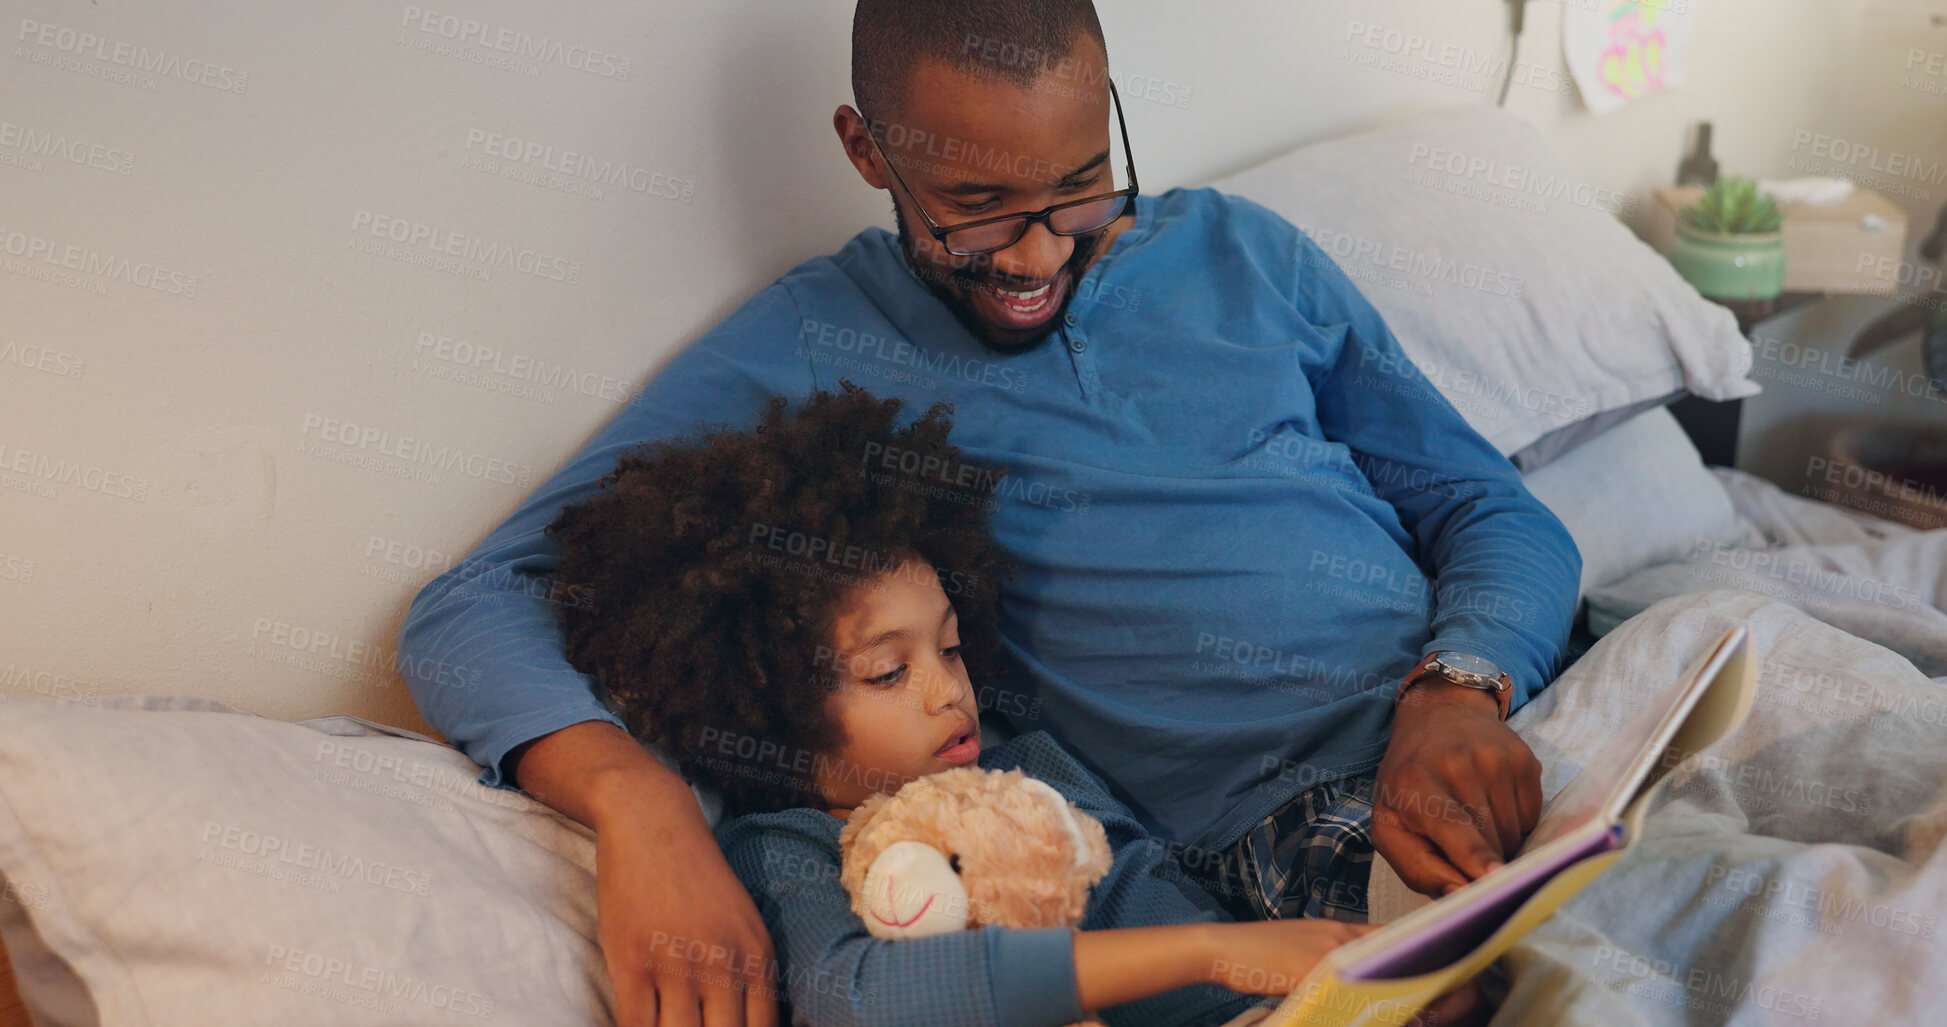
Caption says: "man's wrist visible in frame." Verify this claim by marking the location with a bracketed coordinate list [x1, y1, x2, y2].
[514, 719, 705, 832]
[1398, 651, 1512, 721]
[1396, 674, 1503, 718]
[585, 757, 702, 825]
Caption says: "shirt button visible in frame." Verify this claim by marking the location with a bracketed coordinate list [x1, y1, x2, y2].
[1063, 313, 1079, 328]
[1067, 336, 1087, 353]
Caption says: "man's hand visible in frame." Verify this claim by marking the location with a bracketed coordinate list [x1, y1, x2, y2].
[512, 721, 779, 1027]
[1370, 673, 1542, 898]
[1413, 977, 1493, 1027]
[594, 794, 779, 1027]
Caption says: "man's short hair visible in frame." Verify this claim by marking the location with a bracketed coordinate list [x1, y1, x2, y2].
[851, 0, 1108, 123]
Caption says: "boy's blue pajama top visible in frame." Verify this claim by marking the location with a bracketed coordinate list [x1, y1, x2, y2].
[715, 729, 1260, 1027]
[399, 186, 1581, 853]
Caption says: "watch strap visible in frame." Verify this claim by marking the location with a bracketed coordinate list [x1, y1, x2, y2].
[1398, 652, 1512, 721]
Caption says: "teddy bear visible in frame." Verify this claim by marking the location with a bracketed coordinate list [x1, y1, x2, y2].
[835, 766, 1299, 1027]
[836, 764, 1115, 1024]
[837, 764, 1113, 936]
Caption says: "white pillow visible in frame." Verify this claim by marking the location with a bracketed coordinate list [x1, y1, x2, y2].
[1207, 104, 1760, 471]
[1519, 405, 1765, 601]
[0, 694, 608, 1026]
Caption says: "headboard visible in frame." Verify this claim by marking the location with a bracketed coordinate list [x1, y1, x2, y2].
[1670, 394, 1744, 468]
[1667, 291, 1835, 470]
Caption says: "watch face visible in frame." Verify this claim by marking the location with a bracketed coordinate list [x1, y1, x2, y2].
[1434, 651, 1501, 679]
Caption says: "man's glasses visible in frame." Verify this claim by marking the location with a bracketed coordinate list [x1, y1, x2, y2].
[863, 80, 1140, 258]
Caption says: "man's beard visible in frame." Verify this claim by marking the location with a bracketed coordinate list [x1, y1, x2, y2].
[891, 194, 1104, 357]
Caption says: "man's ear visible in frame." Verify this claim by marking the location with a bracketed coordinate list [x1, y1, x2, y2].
[833, 105, 891, 191]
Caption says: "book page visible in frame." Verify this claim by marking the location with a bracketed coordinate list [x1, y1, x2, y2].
[1330, 623, 1753, 981]
[1519, 624, 1747, 853]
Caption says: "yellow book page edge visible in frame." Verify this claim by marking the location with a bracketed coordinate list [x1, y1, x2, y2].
[1263, 850, 1627, 1027]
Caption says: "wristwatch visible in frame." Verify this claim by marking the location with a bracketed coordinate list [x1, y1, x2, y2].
[1397, 650, 1513, 721]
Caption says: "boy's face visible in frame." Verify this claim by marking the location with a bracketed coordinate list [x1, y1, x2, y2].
[816, 558, 982, 815]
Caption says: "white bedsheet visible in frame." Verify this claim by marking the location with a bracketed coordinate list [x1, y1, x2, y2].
[1584, 467, 1947, 677]
[1254, 476, 1947, 1025]
[1488, 587, 1947, 1024]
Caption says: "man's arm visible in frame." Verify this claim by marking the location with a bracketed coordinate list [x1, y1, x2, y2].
[1257, 202, 1580, 892]
[395, 280, 816, 1027]
[1262, 212, 1580, 708]
[1285, 224, 1573, 701]
[398, 281, 814, 790]
[521, 720, 782, 1027]
[1291, 230, 1578, 702]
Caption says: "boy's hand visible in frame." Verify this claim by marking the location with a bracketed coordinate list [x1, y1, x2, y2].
[1199, 919, 1378, 996]
[1201, 920, 1490, 1024]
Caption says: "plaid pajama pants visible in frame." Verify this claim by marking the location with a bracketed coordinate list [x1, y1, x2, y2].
[1191, 773, 1377, 924]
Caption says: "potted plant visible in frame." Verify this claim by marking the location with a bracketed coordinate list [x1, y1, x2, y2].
[1668, 175, 1786, 301]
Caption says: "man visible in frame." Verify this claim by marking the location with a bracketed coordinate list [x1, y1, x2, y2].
[399, 2, 1580, 1024]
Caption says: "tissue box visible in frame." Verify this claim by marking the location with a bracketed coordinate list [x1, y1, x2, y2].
[1647, 185, 1908, 295]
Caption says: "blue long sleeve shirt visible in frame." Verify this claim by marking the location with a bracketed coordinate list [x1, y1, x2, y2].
[714, 729, 1260, 1027]
[399, 186, 1581, 851]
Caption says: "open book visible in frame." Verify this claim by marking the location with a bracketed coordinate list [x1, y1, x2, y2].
[1264, 621, 1760, 1027]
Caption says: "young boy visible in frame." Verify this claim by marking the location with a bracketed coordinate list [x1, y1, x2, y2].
[546, 381, 1374, 1027]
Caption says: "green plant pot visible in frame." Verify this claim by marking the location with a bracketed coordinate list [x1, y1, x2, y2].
[1668, 224, 1786, 301]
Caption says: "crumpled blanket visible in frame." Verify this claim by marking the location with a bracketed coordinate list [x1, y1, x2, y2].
[1584, 467, 1947, 676]
[1490, 588, 1947, 1025]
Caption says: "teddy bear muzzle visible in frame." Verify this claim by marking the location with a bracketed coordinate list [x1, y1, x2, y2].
[859, 839, 972, 939]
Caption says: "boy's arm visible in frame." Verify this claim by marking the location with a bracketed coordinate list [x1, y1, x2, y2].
[723, 810, 1344, 1027]
[1009, 734, 1266, 1025]
[1072, 926, 1217, 1013]
[722, 816, 1087, 1027]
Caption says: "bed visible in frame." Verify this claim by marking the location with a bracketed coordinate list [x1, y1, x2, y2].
[1363, 469, 1947, 1024]
[2, 105, 1941, 1026]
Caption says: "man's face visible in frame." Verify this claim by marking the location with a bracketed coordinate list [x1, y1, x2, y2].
[866, 45, 1123, 355]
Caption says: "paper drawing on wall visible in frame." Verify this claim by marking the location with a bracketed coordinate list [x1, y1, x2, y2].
[1565, 0, 1694, 115]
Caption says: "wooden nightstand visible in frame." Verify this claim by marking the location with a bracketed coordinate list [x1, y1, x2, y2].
[1648, 185, 1909, 296]
[1654, 185, 1910, 470]
[1667, 293, 1830, 468]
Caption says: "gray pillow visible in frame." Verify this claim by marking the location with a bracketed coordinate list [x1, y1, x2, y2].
[1208, 105, 1759, 471]
[1520, 405, 1765, 601]
[1508, 390, 1683, 472]
[0, 694, 609, 1026]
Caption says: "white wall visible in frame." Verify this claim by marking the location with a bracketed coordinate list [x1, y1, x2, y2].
[1719, 0, 1947, 487]
[0, 0, 1922, 733]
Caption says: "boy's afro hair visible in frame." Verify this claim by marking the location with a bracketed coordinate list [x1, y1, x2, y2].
[547, 380, 1015, 814]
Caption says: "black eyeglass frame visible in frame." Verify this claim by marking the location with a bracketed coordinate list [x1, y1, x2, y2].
[861, 80, 1141, 258]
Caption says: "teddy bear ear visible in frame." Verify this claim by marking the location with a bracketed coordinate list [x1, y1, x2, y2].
[1017, 778, 1097, 872]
